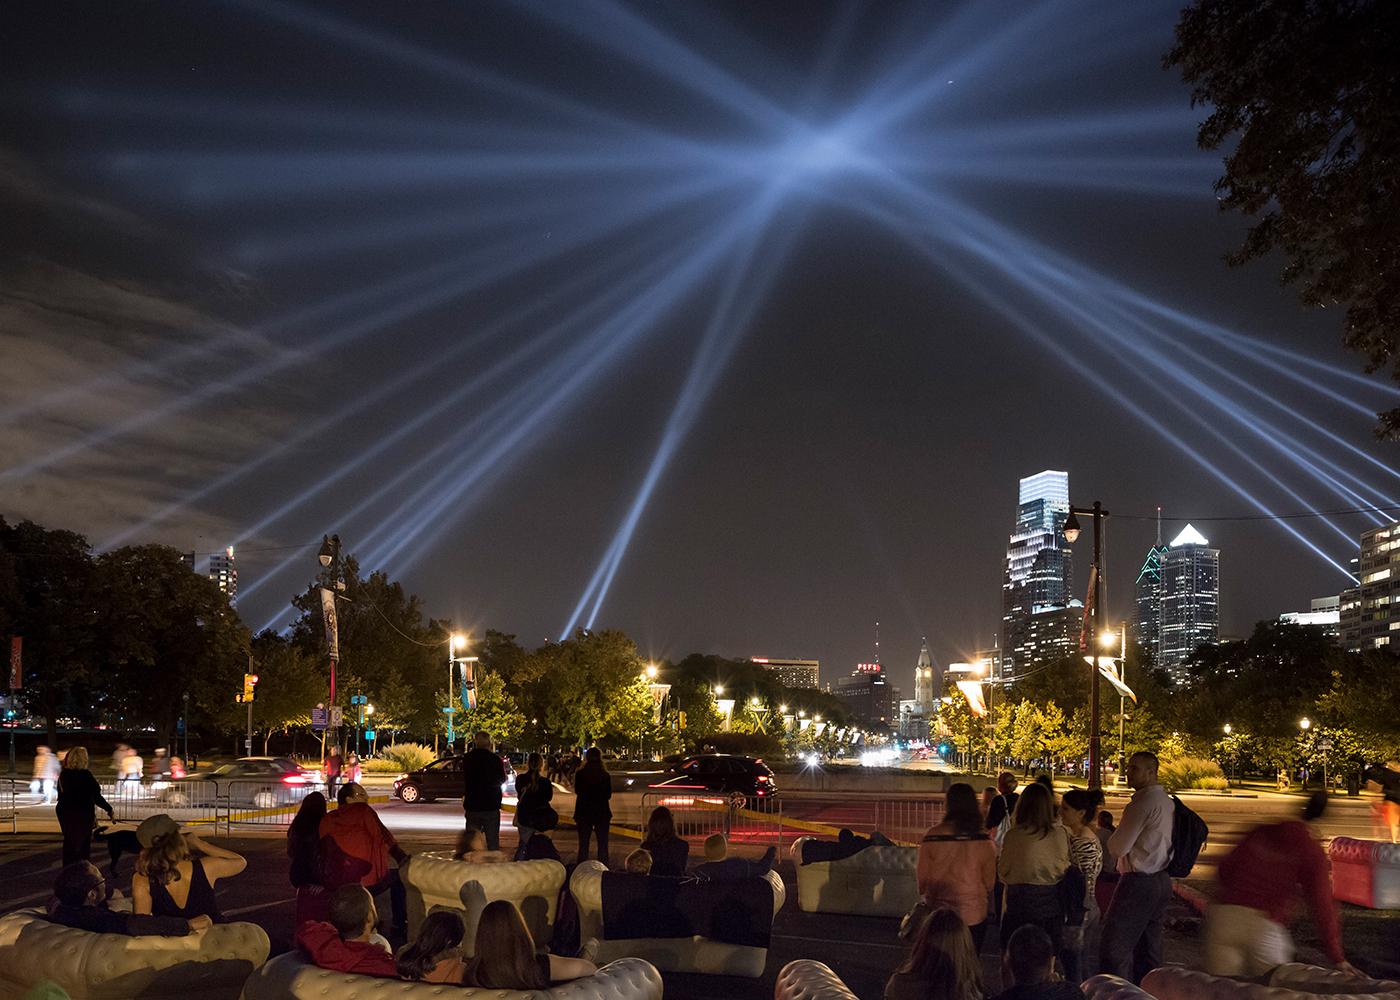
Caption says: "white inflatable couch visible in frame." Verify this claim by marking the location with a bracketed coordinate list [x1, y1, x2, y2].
[570, 860, 785, 978]
[402, 854, 566, 955]
[790, 836, 919, 917]
[0, 908, 269, 1000]
[775, 960, 1160, 1000]
[239, 952, 663, 1000]
[1142, 964, 1400, 1000]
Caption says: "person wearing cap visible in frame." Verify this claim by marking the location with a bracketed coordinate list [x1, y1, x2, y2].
[320, 783, 410, 937]
[131, 814, 247, 924]
[48, 861, 211, 937]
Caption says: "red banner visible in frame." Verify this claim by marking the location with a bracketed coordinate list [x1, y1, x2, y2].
[9, 637, 20, 690]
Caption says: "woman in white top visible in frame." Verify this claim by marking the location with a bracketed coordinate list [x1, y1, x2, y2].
[1059, 787, 1104, 982]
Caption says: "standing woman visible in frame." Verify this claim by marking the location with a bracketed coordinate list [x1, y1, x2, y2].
[1059, 787, 1104, 982]
[916, 782, 997, 952]
[571, 748, 612, 865]
[513, 753, 554, 861]
[55, 748, 114, 865]
[996, 782, 1070, 952]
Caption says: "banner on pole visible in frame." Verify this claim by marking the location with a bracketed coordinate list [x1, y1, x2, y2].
[956, 679, 988, 717]
[320, 589, 339, 660]
[462, 659, 477, 710]
[8, 637, 20, 690]
[649, 684, 671, 725]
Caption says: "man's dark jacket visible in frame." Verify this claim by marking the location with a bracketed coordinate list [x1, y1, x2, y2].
[461, 747, 506, 810]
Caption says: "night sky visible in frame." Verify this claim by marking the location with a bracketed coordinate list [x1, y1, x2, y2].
[3, 0, 1395, 696]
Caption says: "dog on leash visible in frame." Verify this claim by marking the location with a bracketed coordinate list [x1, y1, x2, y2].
[94, 824, 144, 881]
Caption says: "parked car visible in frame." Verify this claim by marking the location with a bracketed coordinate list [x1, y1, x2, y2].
[158, 756, 322, 809]
[393, 755, 515, 804]
[647, 754, 776, 808]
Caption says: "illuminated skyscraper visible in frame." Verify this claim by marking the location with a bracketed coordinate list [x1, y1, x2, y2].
[1002, 471, 1076, 676]
[181, 545, 238, 607]
[1134, 512, 1169, 667]
[1158, 525, 1218, 680]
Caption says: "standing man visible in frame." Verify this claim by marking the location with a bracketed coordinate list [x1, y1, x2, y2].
[1099, 751, 1174, 984]
[462, 731, 506, 852]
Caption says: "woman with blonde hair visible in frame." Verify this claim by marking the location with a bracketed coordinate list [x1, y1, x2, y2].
[463, 900, 596, 989]
[885, 908, 984, 1000]
[132, 814, 247, 923]
[996, 782, 1070, 951]
[55, 747, 114, 865]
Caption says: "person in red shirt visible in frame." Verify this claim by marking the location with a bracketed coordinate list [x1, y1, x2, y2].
[319, 783, 410, 937]
[1204, 791, 1359, 977]
[297, 884, 398, 977]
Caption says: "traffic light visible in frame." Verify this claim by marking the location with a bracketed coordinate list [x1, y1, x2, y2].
[243, 673, 259, 702]
[678, 711, 687, 729]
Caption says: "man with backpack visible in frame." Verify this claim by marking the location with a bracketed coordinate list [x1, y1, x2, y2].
[1099, 751, 1175, 984]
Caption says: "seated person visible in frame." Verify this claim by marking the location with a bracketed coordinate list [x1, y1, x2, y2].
[991, 924, 1085, 1000]
[625, 849, 653, 874]
[521, 807, 562, 862]
[396, 910, 467, 984]
[693, 834, 776, 880]
[131, 815, 246, 924]
[638, 806, 689, 877]
[464, 900, 595, 989]
[297, 884, 397, 977]
[886, 908, 983, 1000]
[321, 783, 411, 935]
[47, 862, 210, 937]
[453, 826, 507, 863]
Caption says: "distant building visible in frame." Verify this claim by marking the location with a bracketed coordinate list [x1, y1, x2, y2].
[181, 546, 237, 607]
[1340, 519, 1400, 649]
[1133, 515, 1170, 667]
[1158, 525, 1219, 680]
[899, 639, 940, 740]
[750, 657, 819, 690]
[1002, 471, 1076, 677]
[1279, 596, 1340, 638]
[835, 663, 897, 729]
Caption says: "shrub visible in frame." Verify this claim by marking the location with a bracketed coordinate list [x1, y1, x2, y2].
[1158, 756, 1227, 792]
[379, 742, 435, 772]
[361, 757, 404, 773]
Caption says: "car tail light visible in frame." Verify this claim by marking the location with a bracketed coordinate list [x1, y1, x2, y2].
[282, 775, 304, 784]
[756, 774, 770, 783]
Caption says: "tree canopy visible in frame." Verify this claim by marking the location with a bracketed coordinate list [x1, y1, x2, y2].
[1165, 0, 1400, 433]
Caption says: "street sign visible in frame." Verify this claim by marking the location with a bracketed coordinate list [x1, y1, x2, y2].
[1319, 738, 1333, 750]
[364, 731, 375, 741]
[329, 706, 343, 728]
[311, 706, 328, 731]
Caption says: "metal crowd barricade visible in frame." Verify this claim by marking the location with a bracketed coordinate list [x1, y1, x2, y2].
[218, 778, 316, 830]
[874, 797, 944, 846]
[0, 779, 16, 833]
[105, 778, 223, 830]
[640, 790, 784, 849]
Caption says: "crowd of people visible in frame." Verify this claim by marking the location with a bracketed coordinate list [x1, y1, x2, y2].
[30, 738, 1380, 998]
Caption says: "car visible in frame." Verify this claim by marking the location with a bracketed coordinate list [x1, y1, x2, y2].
[647, 753, 776, 809]
[159, 756, 321, 809]
[393, 755, 516, 804]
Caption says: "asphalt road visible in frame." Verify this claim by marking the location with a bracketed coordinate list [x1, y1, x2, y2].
[2, 782, 1395, 999]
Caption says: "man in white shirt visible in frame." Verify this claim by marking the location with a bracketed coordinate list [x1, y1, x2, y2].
[1099, 751, 1175, 984]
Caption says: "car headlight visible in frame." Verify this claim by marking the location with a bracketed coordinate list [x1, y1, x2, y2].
[397, 774, 407, 781]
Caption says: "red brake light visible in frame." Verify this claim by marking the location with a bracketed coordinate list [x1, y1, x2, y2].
[282, 775, 304, 784]
[756, 775, 770, 782]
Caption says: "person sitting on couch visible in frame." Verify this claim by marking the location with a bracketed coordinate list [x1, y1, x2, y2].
[625, 849, 653, 874]
[396, 910, 468, 983]
[991, 924, 1084, 1000]
[453, 825, 507, 863]
[297, 884, 398, 977]
[464, 900, 596, 989]
[694, 834, 776, 880]
[47, 862, 210, 937]
[638, 806, 689, 876]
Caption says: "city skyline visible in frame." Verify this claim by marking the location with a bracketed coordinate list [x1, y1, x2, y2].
[3, 1, 1396, 704]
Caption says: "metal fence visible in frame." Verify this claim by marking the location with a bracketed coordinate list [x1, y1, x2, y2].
[102, 778, 318, 834]
[640, 791, 784, 848]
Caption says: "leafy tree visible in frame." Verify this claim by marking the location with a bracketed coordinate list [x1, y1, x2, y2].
[458, 670, 527, 748]
[0, 518, 99, 744]
[96, 544, 249, 747]
[247, 631, 327, 751]
[1165, 0, 1400, 433]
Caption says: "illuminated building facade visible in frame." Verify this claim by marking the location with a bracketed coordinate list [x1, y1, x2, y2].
[1134, 518, 1170, 667]
[1341, 519, 1400, 649]
[750, 657, 819, 690]
[1158, 525, 1218, 679]
[1002, 471, 1076, 675]
[835, 662, 898, 729]
[899, 639, 940, 740]
[181, 545, 238, 607]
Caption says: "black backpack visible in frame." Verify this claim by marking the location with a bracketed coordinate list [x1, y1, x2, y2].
[1165, 794, 1209, 877]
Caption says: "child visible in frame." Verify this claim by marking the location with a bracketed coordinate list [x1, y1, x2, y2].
[396, 910, 467, 983]
[454, 826, 506, 864]
[624, 849, 652, 874]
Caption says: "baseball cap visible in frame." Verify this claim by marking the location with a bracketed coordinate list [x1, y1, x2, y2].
[136, 814, 180, 847]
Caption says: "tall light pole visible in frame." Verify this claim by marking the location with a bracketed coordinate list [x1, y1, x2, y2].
[1300, 717, 1312, 788]
[1223, 723, 1234, 784]
[1064, 502, 1109, 792]
[317, 534, 345, 756]
[447, 634, 466, 751]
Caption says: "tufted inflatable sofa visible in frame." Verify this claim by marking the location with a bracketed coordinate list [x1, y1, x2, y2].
[774, 960, 859, 1000]
[0, 908, 270, 1000]
[1330, 837, 1400, 909]
[789, 836, 919, 917]
[570, 860, 785, 978]
[1081, 975, 1158, 1000]
[402, 854, 566, 955]
[1141, 964, 1400, 1000]
[239, 952, 664, 1000]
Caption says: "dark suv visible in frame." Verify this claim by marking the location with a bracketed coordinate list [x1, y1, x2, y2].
[648, 754, 776, 808]
[393, 756, 515, 803]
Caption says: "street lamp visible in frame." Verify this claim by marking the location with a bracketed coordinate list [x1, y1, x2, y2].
[1223, 723, 1235, 784]
[316, 534, 345, 755]
[1063, 501, 1110, 791]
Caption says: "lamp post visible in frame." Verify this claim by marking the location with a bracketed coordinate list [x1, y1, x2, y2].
[1063, 501, 1109, 792]
[1300, 717, 1311, 788]
[1223, 723, 1235, 784]
[446, 634, 467, 751]
[317, 534, 345, 754]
